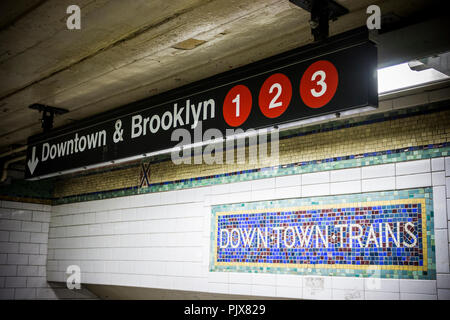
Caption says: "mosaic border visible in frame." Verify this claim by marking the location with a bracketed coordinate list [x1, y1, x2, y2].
[50, 102, 450, 205]
[53, 142, 449, 205]
[209, 188, 435, 280]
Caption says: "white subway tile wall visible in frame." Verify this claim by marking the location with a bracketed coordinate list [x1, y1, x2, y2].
[0, 201, 96, 299]
[41, 157, 449, 299]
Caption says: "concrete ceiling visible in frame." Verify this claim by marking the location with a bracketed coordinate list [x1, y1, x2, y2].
[0, 0, 436, 153]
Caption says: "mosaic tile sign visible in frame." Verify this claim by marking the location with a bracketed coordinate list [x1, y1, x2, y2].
[210, 188, 435, 279]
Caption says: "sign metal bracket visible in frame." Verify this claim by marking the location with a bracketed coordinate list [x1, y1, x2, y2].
[29, 104, 69, 133]
[289, 0, 349, 42]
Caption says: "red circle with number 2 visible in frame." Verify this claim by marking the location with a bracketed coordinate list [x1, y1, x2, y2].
[300, 60, 338, 109]
[258, 73, 292, 118]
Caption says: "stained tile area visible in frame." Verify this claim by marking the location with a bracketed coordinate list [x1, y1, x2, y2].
[210, 188, 436, 280]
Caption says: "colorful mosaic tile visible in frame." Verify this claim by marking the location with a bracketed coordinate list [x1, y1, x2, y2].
[210, 188, 435, 280]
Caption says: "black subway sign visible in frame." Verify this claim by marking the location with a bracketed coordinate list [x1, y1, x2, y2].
[26, 35, 378, 179]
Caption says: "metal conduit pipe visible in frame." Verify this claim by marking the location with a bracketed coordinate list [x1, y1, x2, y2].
[0, 145, 27, 159]
[1, 155, 26, 183]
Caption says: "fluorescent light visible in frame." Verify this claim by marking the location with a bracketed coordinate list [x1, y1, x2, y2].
[378, 62, 449, 93]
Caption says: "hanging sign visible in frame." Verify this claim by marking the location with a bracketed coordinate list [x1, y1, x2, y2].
[26, 31, 377, 179]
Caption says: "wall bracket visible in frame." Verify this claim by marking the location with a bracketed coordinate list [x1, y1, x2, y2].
[290, 0, 349, 42]
[29, 104, 69, 133]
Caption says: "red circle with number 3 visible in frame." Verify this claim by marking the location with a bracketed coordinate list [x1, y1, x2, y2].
[300, 60, 338, 109]
[258, 73, 292, 118]
[223, 84, 252, 127]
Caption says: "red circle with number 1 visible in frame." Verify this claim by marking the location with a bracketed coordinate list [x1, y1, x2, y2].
[223, 84, 252, 127]
[258, 73, 292, 118]
[300, 60, 338, 109]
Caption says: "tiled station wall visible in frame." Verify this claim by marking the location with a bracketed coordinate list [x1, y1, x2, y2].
[45, 157, 450, 299]
[52, 101, 450, 200]
[0, 201, 96, 299]
[1, 86, 450, 300]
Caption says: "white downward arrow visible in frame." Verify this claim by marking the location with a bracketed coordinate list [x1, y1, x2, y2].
[27, 146, 39, 175]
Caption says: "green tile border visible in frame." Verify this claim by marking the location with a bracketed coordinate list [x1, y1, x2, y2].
[52, 143, 449, 205]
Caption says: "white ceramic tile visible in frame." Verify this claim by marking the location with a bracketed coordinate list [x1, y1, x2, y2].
[19, 243, 39, 254]
[227, 181, 252, 193]
[276, 274, 302, 288]
[252, 273, 276, 286]
[437, 274, 450, 289]
[32, 211, 51, 223]
[399, 279, 437, 294]
[431, 158, 445, 171]
[251, 189, 275, 201]
[0, 242, 19, 254]
[0, 220, 22, 232]
[396, 159, 430, 176]
[210, 183, 230, 195]
[437, 289, 450, 300]
[1, 201, 23, 210]
[14, 288, 36, 300]
[302, 183, 330, 197]
[303, 287, 332, 300]
[362, 164, 395, 179]
[207, 272, 229, 284]
[445, 157, 450, 176]
[251, 178, 276, 191]
[364, 291, 399, 300]
[176, 189, 196, 204]
[229, 272, 252, 284]
[435, 229, 450, 273]
[331, 277, 364, 290]
[0, 265, 17, 276]
[447, 177, 450, 197]
[433, 186, 447, 229]
[432, 172, 446, 186]
[330, 181, 361, 195]
[332, 288, 364, 300]
[275, 186, 301, 199]
[5, 277, 27, 288]
[22, 203, 43, 211]
[210, 193, 230, 205]
[0, 289, 14, 299]
[251, 284, 276, 297]
[229, 283, 252, 296]
[276, 286, 302, 299]
[207, 282, 229, 295]
[400, 293, 437, 300]
[362, 177, 395, 192]
[364, 278, 399, 292]
[330, 168, 361, 182]
[302, 171, 330, 185]
[304, 276, 332, 289]
[21, 221, 42, 233]
[160, 191, 177, 204]
[0, 231, 9, 242]
[275, 174, 301, 188]
[9, 231, 30, 243]
[396, 173, 431, 189]
[17, 265, 39, 277]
